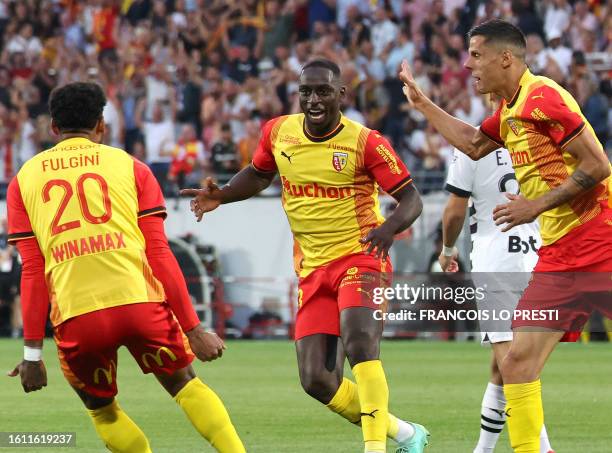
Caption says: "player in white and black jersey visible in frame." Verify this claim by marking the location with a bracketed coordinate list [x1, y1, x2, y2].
[439, 147, 555, 453]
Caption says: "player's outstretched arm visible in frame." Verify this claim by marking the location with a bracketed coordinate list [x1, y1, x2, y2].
[180, 166, 275, 222]
[493, 130, 611, 231]
[360, 184, 423, 260]
[439, 194, 468, 272]
[399, 60, 498, 160]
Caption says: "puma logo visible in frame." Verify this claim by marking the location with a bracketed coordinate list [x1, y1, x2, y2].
[531, 92, 544, 100]
[357, 288, 372, 299]
[360, 409, 379, 419]
[281, 151, 295, 163]
[491, 409, 506, 417]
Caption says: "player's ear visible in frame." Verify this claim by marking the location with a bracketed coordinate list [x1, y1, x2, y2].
[50, 119, 60, 137]
[339, 86, 346, 99]
[95, 117, 105, 137]
[501, 49, 513, 69]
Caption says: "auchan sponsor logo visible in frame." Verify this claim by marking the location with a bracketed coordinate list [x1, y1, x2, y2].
[281, 176, 354, 199]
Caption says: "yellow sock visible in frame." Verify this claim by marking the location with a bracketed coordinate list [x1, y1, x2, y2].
[352, 360, 389, 453]
[87, 400, 151, 453]
[504, 380, 543, 453]
[326, 378, 402, 441]
[174, 377, 245, 453]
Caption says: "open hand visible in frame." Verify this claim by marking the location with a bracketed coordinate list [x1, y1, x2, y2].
[399, 60, 427, 108]
[493, 193, 539, 232]
[360, 224, 395, 260]
[8, 360, 47, 393]
[180, 177, 223, 222]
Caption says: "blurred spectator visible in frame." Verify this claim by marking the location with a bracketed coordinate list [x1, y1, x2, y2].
[370, 6, 398, 58]
[237, 116, 261, 169]
[227, 45, 259, 83]
[569, 1, 599, 51]
[175, 65, 202, 133]
[451, 92, 486, 127]
[355, 40, 386, 82]
[262, 0, 294, 59]
[0, 66, 11, 107]
[544, 0, 571, 44]
[582, 79, 609, 147]
[287, 40, 310, 76]
[138, 100, 175, 192]
[210, 123, 239, 184]
[168, 123, 204, 190]
[145, 63, 175, 120]
[545, 29, 573, 78]
[6, 22, 42, 58]
[222, 78, 255, 142]
[526, 33, 548, 74]
[357, 73, 389, 132]
[386, 28, 415, 78]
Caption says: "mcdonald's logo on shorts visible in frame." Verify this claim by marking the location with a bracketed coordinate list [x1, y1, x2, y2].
[93, 360, 116, 385]
[141, 347, 177, 369]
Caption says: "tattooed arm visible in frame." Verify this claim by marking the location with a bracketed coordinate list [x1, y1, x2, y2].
[534, 129, 610, 210]
[493, 129, 610, 231]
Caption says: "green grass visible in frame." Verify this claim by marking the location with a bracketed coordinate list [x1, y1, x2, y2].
[0, 339, 610, 452]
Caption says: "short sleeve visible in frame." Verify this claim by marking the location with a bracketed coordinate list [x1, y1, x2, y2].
[133, 158, 167, 219]
[480, 102, 504, 146]
[251, 118, 279, 173]
[363, 130, 412, 195]
[445, 149, 477, 198]
[523, 85, 585, 148]
[7, 177, 35, 244]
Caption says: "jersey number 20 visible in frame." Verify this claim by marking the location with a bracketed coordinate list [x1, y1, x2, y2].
[43, 173, 112, 236]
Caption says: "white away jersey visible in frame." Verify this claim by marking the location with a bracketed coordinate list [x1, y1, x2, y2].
[445, 148, 540, 272]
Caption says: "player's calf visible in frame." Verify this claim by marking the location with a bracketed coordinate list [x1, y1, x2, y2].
[174, 376, 245, 453]
[87, 400, 152, 453]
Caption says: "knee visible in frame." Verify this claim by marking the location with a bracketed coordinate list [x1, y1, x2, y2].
[299, 369, 340, 404]
[500, 348, 538, 383]
[343, 331, 379, 367]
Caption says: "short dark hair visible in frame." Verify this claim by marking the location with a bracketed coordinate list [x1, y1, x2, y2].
[49, 82, 106, 131]
[301, 58, 341, 79]
[468, 19, 526, 53]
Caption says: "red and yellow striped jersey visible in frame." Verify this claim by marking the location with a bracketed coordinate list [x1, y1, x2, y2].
[481, 69, 610, 245]
[252, 113, 412, 277]
[7, 137, 167, 326]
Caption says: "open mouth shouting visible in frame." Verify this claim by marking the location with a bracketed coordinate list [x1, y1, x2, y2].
[307, 108, 327, 124]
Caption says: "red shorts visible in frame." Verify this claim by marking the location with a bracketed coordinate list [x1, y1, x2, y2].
[294, 253, 391, 340]
[513, 210, 612, 332]
[54, 302, 194, 398]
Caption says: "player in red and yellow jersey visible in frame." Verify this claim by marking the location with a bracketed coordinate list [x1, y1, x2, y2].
[400, 19, 611, 452]
[182, 59, 429, 453]
[7, 82, 245, 453]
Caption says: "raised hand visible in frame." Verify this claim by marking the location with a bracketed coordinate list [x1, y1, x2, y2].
[399, 59, 427, 109]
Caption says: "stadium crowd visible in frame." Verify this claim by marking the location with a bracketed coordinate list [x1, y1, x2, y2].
[0, 0, 610, 198]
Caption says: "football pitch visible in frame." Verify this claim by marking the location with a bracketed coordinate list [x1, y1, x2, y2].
[0, 339, 611, 452]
